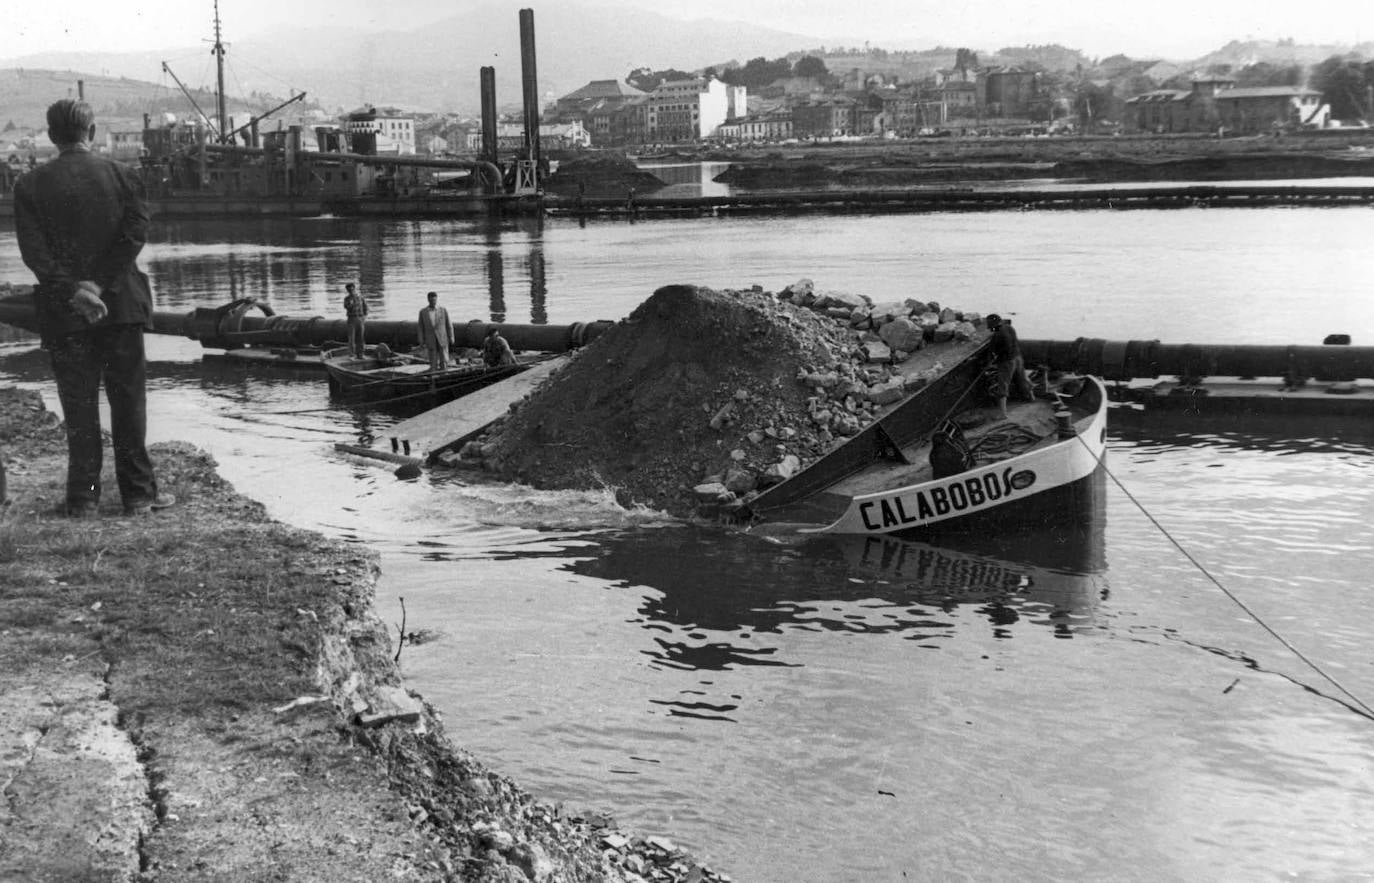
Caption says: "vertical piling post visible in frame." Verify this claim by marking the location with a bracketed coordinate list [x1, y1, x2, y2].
[480, 66, 498, 167]
[518, 9, 540, 175]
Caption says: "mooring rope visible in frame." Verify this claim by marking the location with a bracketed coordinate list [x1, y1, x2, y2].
[1084, 433, 1374, 722]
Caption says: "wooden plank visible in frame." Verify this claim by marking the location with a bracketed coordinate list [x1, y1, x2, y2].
[333, 442, 423, 466]
[202, 347, 325, 371]
[385, 354, 571, 458]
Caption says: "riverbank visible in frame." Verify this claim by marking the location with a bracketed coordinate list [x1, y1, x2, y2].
[711, 132, 1374, 188]
[0, 386, 725, 882]
[584, 130, 1374, 191]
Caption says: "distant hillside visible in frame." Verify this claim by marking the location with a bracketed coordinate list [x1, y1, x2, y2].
[0, 1, 822, 116]
[0, 68, 326, 134]
[1193, 39, 1374, 72]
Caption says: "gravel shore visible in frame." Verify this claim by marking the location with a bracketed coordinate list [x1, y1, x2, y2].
[0, 385, 726, 882]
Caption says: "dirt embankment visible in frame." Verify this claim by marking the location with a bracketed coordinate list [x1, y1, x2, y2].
[0, 386, 725, 882]
[453, 283, 987, 519]
[544, 153, 667, 197]
[704, 131, 1374, 187]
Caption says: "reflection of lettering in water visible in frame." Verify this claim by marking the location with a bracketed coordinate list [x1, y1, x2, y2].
[857, 536, 1026, 591]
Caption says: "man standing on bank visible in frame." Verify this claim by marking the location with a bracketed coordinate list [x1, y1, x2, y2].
[986, 313, 1035, 420]
[342, 282, 367, 357]
[417, 291, 452, 370]
[15, 99, 173, 518]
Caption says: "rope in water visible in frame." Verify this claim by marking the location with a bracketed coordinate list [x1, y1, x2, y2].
[1084, 433, 1374, 722]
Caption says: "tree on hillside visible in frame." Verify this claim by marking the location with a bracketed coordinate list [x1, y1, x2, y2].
[1074, 82, 1119, 129]
[719, 56, 793, 90]
[1310, 55, 1374, 119]
[793, 56, 829, 79]
[626, 67, 696, 92]
[954, 48, 979, 81]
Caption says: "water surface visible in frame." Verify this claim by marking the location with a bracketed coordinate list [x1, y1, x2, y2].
[2, 208, 1373, 880]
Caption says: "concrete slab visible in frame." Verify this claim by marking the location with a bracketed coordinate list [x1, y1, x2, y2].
[384, 354, 571, 458]
[0, 668, 151, 881]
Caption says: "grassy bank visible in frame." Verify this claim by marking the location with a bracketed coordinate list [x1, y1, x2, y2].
[0, 386, 723, 882]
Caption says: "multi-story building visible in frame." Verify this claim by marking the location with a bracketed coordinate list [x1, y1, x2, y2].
[983, 68, 1041, 118]
[715, 111, 794, 142]
[466, 121, 592, 152]
[642, 77, 745, 143]
[343, 106, 416, 155]
[1215, 86, 1329, 132]
[936, 81, 979, 118]
[554, 79, 648, 119]
[792, 98, 860, 138]
[879, 90, 949, 136]
[1125, 78, 1330, 133]
[107, 130, 145, 160]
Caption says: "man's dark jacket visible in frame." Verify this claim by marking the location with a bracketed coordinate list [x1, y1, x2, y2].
[14, 147, 153, 344]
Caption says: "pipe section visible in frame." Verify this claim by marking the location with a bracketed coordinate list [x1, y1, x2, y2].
[1020, 338, 1374, 381]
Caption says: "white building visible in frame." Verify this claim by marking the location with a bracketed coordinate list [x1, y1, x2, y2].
[464, 120, 592, 152]
[343, 106, 416, 155]
[646, 77, 746, 143]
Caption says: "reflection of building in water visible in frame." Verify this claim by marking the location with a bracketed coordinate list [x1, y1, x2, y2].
[355, 222, 387, 314]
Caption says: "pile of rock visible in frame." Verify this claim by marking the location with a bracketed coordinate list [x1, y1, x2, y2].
[447, 281, 988, 520]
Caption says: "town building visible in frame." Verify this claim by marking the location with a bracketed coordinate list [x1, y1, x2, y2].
[554, 79, 648, 118]
[465, 121, 592, 152]
[936, 81, 979, 118]
[983, 68, 1041, 119]
[343, 106, 416, 155]
[643, 77, 746, 143]
[1125, 78, 1330, 133]
[715, 111, 794, 142]
[107, 130, 145, 161]
[792, 98, 859, 138]
[1215, 86, 1329, 132]
[879, 90, 949, 136]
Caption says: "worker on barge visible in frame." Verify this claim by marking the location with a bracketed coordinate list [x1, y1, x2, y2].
[986, 313, 1034, 420]
[482, 328, 517, 367]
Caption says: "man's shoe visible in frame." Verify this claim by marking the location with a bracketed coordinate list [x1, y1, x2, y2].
[123, 492, 176, 516]
[65, 500, 100, 519]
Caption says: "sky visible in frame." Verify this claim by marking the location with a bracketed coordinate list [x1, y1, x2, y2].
[2, 0, 1368, 62]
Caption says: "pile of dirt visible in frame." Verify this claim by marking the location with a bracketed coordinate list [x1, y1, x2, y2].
[544, 152, 666, 197]
[456, 283, 985, 518]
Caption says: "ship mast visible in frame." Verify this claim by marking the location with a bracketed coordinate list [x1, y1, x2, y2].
[212, 0, 228, 144]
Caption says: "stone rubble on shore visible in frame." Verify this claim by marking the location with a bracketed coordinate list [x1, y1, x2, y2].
[447, 280, 986, 519]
